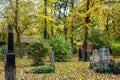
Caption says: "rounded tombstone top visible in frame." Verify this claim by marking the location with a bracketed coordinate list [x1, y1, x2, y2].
[100, 46, 106, 51]
[93, 49, 98, 53]
[94, 49, 98, 51]
[103, 46, 105, 48]
[92, 49, 99, 61]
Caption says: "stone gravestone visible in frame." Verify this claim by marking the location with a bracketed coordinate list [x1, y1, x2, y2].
[99, 46, 110, 61]
[92, 49, 99, 61]
[90, 49, 99, 69]
[50, 52, 55, 68]
[5, 25, 16, 80]
[99, 46, 110, 70]
[78, 47, 84, 61]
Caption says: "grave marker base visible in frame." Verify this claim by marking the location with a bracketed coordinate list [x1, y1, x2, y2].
[5, 65, 16, 80]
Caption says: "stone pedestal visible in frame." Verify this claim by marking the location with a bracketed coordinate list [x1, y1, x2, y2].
[90, 61, 99, 69]
[5, 66, 16, 80]
[99, 60, 110, 70]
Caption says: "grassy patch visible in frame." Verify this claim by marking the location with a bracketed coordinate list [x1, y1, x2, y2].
[16, 58, 33, 67]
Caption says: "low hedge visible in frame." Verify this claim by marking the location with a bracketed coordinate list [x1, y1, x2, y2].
[30, 65, 55, 74]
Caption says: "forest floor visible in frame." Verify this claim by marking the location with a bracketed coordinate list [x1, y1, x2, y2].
[0, 55, 120, 80]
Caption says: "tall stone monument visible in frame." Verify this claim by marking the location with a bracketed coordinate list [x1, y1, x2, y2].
[5, 25, 16, 80]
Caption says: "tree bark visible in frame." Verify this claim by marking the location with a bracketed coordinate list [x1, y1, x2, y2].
[17, 33, 22, 58]
[51, 6, 54, 36]
[84, 0, 90, 61]
[44, 0, 47, 39]
[64, 25, 67, 40]
[106, 17, 110, 39]
[84, 23, 89, 61]
[51, 25, 54, 36]
[71, 0, 75, 52]
[14, 0, 23, 58]
[64, 0, 68, 40]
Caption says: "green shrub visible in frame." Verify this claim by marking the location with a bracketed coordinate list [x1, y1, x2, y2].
[110, 42, 120, 57]
[96, 60, 120, 75]
[48, 36, 72, 62]
[0, 54, 5, 61]
[0, 45, 6, 61]
[30, 65, 55, 73]
[109, 60, 120, 74]
[0, 45, 7, 54]
[31, 38, 52, 66]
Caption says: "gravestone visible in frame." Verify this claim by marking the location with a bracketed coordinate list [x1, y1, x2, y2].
[5, 25, 16, 80]
[90, 49, 99, 69]
[99, 46, 110, 70]
[78, 47, 84, 61]
[99, 46, 110, 61]
[50, 52, 55, 68]
[90, 46, 110, 71]
[92, 49, 99, 61]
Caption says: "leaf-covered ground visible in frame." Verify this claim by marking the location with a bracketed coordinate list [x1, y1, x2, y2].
[0, 57, 120, 80]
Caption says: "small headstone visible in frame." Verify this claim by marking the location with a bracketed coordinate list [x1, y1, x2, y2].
[90, 49, 99, 69]
[92, 49, 99, 61]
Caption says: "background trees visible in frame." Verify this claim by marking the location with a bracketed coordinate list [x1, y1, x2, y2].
[0, 0, 35, 57]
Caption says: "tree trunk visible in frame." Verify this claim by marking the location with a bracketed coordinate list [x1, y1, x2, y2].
[51, 25, 54, 36]
[44, 0, 47, 39]
[84, 0, 90, 61]
[71, 0, 75, 53]
[64, 25, 67, 40]
[17, 33, 22, 58]
[84, 24, 89, 61]
[71, 35, 74, 52]
[14, 0, 22, 58]
[106, 17, 110, 39]
[51, 7, 54, 36]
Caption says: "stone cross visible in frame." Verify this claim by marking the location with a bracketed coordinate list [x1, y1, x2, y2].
[92, 49, 99, 61]
[5, 25, 16, 80]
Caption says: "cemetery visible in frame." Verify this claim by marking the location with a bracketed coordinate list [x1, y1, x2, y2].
[0, 0, 120, 80]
